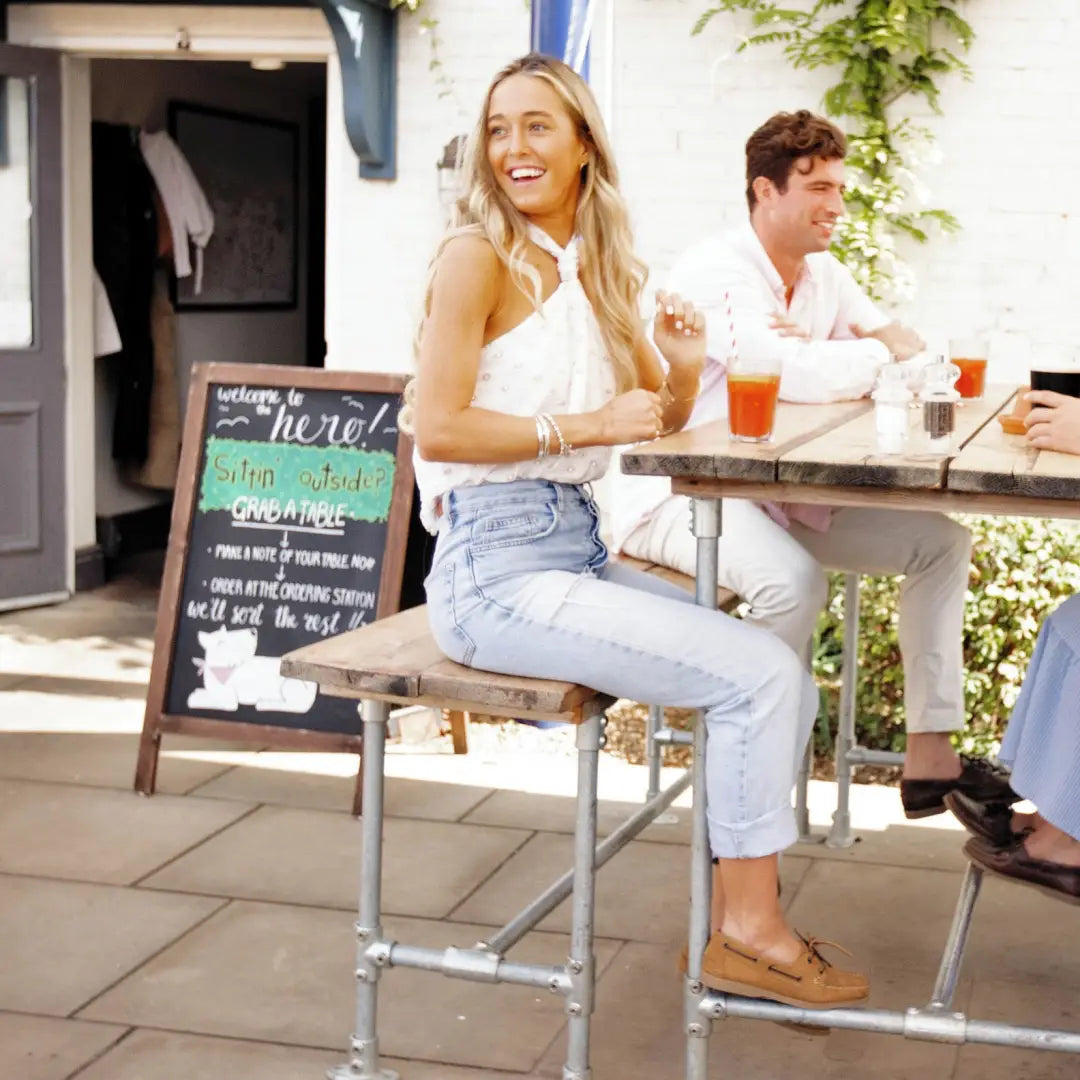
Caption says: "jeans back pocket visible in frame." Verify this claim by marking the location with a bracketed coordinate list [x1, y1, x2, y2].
[470, 504, 559, 553]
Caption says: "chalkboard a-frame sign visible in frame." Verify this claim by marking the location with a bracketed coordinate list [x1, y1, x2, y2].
[135, 363, 414, 813]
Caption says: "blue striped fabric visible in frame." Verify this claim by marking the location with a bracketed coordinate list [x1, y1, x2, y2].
[1000, 594, 1080, 841]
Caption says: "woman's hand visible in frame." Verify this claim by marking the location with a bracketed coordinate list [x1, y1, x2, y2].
[653, 290, 706, 378]
[596, 388, 664, 444]
[1024, 390, 1080, 455]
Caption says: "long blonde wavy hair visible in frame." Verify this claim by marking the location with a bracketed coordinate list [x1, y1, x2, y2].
[401, 53, 646, 429]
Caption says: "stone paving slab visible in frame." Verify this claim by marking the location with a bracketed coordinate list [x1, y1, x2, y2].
[141, 806, 531, 917]
[75, 1029, 531, 1080]
[0, 731, 241, 793]
[0, 876, 224, 1015]
[791, 818, 972, 874]
[79, 900, 622, 1073]
[452, 831, 811, 944]
[955, 978, 1080, 1079]
[0, 1013, 127, 1080]
[784, 859, 965, 979]
[7, 672, 149, 699]
[0, 779, 254, 884]
[463, 788, 695, 846]
[192, 755, 494, 821]
[0, 691, 148, 735]
[962, 873, 1080, 992]
[0, 625, 153, 683]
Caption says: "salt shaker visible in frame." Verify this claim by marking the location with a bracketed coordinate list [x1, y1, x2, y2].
[917, 360, 961, 456]
[872, 366, 913, 454]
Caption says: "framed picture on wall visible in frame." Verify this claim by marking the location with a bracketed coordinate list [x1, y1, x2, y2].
[168, 102, 299, 311]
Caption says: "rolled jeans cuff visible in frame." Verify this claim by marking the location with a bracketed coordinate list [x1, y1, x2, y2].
[708, 803, 797, 860]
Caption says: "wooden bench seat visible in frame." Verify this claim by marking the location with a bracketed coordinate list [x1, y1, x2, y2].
[281, 556, 739, 769]
[616, 554, 740, 612]
[281, 603, 600, 723]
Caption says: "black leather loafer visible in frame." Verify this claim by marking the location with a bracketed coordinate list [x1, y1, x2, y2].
[901, 756, 1018, 819]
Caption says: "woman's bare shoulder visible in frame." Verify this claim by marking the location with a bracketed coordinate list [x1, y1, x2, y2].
[436, 231, 503, 281]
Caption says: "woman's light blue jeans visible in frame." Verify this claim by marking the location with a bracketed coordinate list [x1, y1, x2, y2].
[425, 478, 817, 859]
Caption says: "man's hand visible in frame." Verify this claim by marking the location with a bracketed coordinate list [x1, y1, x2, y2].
[850, 321, 925, 362]
[1024, 390, 1080, 455]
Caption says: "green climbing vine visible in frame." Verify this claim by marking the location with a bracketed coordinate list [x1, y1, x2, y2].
[694, 1, 975, 301]
[390, 0, 456, 100]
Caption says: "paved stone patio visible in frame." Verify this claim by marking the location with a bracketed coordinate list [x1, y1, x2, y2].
[1, 577, 1077, 1079]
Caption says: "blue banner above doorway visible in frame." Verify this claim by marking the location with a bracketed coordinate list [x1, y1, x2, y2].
[530, 0, 595, 79]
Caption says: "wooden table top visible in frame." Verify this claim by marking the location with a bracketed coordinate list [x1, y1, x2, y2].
[621, 384, 1080, 519]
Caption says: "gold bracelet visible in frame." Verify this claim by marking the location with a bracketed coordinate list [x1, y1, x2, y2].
[659, 378, 700, 406]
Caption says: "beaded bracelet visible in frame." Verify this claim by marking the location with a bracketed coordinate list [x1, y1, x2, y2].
[540, 412, 572, 456]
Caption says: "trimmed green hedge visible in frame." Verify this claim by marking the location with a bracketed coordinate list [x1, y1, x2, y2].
[813, 515, 1080, 759]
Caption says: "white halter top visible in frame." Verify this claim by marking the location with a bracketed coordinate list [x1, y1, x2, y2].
[414, 226, 617, 533]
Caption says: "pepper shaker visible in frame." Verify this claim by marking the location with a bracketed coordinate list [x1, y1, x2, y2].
[917, 360, 961, 457]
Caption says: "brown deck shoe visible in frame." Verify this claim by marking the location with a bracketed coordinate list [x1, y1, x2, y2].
[677, 938, 832, 1035]
[964, 836, 1080, 906]
[700, 931, 869, 1009]
[945, 790, 1031, 848]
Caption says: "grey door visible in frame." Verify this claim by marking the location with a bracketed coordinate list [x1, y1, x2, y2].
[0, 45, 65, 610]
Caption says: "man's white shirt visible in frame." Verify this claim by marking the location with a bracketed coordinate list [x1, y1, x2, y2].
[611, 223, 893, 550]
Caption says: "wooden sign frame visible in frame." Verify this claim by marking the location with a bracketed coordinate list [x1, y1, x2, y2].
[135, 362, 414, 813]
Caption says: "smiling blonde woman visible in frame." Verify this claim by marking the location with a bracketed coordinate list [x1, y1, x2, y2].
[408, 53, 869, 1010]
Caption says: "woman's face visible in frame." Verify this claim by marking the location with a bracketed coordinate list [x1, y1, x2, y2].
[486, 72, 587, 222]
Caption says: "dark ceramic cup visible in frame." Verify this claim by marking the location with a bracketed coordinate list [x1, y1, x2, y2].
[1030, 368, 1080, 397]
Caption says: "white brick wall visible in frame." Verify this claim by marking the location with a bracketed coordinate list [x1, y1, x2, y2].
[326, 0, 1080, 383]
[325, 1, 530, 374]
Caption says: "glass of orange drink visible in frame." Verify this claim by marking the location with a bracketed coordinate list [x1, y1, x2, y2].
[727, 354, 782, 443]
[949, 337, 989, 401]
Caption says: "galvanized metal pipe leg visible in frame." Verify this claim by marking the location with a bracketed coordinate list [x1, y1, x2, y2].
[329, 699, 399, 1080]
[827, 572, 860, 849]
[563, 705, 605, 1080]
[685, 713, 712, 1079]
[645, 703, 664, 801]
[929, 863, 984, 1009]
[685, 496, 720, 1079]
[795, 736, 815, 843]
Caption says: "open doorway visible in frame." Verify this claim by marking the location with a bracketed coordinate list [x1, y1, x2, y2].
[89, 56, 327, 578]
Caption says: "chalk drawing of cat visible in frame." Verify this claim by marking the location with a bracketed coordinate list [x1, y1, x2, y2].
[188, 626, 318, 713]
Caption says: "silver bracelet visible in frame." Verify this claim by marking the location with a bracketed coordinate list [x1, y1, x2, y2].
[534, 414, 551, 458]
[540, 412, 572, 456]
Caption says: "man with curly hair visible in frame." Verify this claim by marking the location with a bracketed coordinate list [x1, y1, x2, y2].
[616, 109, 1015, 819]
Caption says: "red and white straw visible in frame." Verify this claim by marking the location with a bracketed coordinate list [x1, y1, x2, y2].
[724, 289, 738, 363]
